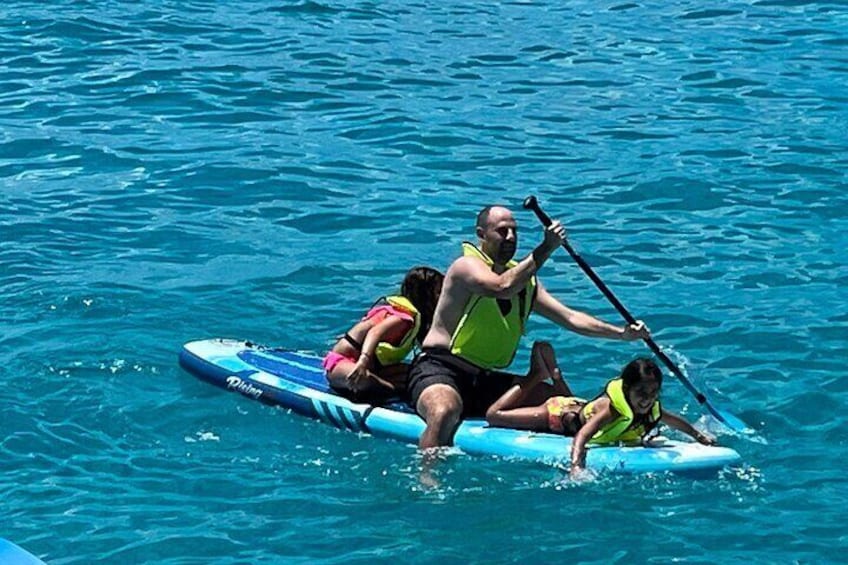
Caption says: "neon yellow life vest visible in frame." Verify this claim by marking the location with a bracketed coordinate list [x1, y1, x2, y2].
[373, 295, 421, 366]
[449, 242, 536, 369]
[582, 378, 662, 444]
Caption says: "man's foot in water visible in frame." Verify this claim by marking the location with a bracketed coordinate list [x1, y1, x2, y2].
[418, 447, 449, 490]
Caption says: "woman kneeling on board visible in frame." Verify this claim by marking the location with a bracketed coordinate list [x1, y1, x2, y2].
[323, 266, 444, 403]
[486, 344, 717, 477]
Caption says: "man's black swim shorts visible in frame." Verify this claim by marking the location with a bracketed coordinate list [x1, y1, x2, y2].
[408, 347, 514, 417]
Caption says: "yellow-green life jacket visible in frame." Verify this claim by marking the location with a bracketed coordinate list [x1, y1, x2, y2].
[373, 295, 421, 366]
[582, 378, 662, 444]
[449, 242, 536, 369]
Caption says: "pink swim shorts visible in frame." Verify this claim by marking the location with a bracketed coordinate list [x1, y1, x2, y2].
[322, 351, 356, 373]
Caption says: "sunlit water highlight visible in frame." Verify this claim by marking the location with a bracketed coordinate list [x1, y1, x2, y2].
[1, 1, 846, 563]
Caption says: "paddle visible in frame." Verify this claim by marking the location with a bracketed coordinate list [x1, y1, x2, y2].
[523, 195, 752, 434]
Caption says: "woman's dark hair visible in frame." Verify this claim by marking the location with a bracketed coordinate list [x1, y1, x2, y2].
[620, 357, 663, 390]
[400, 266, 444, 343]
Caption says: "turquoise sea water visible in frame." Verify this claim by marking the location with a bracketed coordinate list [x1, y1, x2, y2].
[2, 1, 846, 563]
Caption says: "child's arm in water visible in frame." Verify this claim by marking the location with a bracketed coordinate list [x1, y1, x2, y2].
[346, 315, 412, 391]
[661, 411, 717, 445]
[569, 397, 616, 478]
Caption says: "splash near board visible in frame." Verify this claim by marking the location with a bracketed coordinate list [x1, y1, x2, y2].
[179, 339, 741, 476]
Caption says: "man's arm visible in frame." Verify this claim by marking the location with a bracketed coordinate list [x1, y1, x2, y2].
[533, 282, 649, 340]
[455, 222, 564, 299]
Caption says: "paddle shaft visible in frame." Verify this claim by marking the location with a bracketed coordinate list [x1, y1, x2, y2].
[523, 197, 709, 405]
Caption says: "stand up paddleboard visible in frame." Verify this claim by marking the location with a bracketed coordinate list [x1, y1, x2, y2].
[179, 339, 741, 476]
[0, 538, 46, 565]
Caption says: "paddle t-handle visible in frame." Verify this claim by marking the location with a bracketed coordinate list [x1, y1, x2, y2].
[523, 195, 552, 227]
[521, 195, 751, 434]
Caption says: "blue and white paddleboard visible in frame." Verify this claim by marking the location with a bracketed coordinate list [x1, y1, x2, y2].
[179, 339, 742, 476]
[0, 538, 46, 565]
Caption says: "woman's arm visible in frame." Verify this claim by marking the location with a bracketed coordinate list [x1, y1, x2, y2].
[347, 316, 412, 390]
[570, 398, 615, 476]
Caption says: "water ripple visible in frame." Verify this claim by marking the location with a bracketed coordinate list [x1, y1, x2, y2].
[2, 0, 847, 562]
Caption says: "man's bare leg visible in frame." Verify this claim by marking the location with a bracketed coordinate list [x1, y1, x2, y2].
[415, 384, 462, 487]
[416, 383, 463, 449]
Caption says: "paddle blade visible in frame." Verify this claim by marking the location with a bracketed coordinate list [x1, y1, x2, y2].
[707, 403, 765, 442]
[714, 409, 752, 433]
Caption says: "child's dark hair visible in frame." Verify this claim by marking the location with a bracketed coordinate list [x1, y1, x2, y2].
[400, 266, 444, 343]
[620, 358, 663, 390]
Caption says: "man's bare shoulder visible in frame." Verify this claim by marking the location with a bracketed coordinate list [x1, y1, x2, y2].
[446, 255, 487, 277]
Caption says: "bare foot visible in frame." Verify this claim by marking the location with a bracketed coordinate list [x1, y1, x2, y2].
[528, 341, 559, 384]
[418, 447, 447, 489]
[504, 341, 565, 409]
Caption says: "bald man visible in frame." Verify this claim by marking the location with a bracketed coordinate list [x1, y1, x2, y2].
[408, 205, 649, 449]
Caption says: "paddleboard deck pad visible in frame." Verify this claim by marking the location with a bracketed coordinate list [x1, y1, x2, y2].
[179, 339, 741, 475]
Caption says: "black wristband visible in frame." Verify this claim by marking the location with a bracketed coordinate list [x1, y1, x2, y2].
[532, 245, 547, 267]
